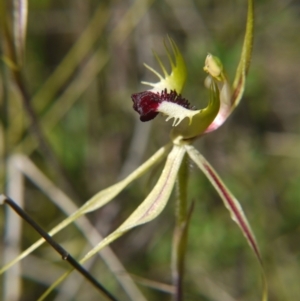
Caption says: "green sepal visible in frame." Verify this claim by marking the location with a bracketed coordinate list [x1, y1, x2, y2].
[231, 0, 254, 109]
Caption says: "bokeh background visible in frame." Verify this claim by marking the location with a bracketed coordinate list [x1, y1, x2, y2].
[1, 0, 300, 300]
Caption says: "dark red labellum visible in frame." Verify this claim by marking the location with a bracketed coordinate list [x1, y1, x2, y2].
[131, 91, 161, 122]
[131, 89, 195, 122]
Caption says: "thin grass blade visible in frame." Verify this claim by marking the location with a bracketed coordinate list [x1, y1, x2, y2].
[6, 154, 146, 301]
[1, 0, 28, 67]
[12, 0, 27, 66]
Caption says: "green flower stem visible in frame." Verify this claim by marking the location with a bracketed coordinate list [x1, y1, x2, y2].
[176, 153, 189, 222]
[172, 152, 192, 301]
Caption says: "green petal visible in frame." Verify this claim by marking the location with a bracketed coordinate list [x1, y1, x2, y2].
[142, 37, 187, 94]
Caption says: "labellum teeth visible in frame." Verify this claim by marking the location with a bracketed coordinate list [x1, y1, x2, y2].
[131, 89, 195, 123]
[160, 89, 194, 110]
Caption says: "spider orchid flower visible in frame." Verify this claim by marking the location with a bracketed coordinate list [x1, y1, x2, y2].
[1, 1, 267, 300]
[131, 38, 221, 140]
[131, 41, 249, 140]
[131, 0, 254, 140]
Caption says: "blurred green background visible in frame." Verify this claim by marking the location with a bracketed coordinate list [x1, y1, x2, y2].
[1, 0, 300, 300]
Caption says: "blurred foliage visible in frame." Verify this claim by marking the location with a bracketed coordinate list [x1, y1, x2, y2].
[1, 0, 300, 300]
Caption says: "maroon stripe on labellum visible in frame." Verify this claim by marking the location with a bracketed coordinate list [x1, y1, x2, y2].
[131, 89, 194, 122]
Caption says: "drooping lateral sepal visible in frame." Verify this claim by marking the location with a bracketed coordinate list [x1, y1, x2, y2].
[185, 144, 268, 301]
[37, 144, 187, 300]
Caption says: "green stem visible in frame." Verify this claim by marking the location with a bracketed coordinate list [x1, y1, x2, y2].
[172, 154, 192, 301]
